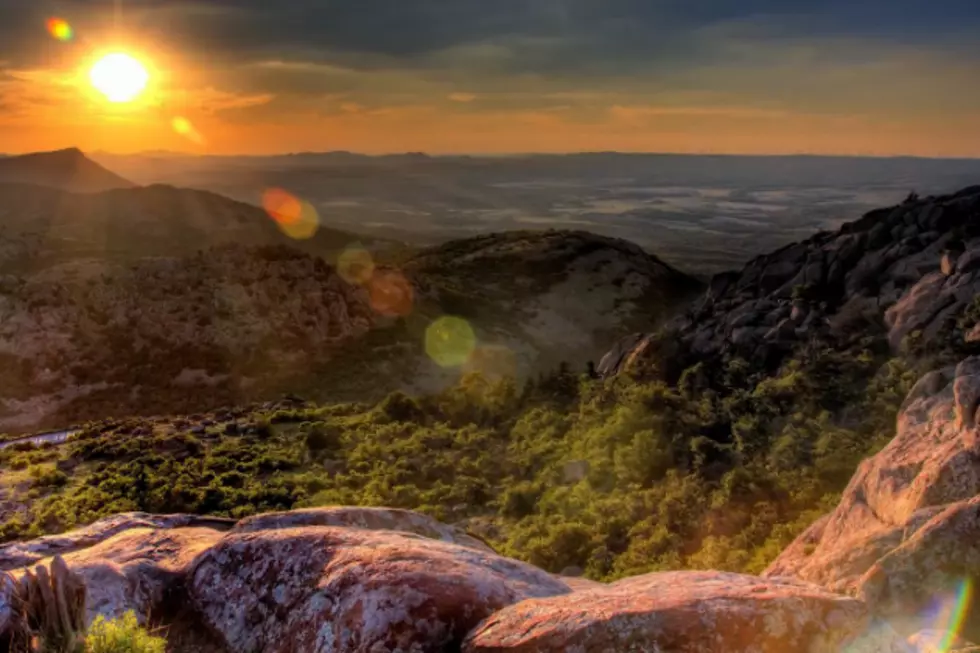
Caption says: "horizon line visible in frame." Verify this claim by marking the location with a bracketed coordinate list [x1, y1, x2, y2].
[5, 147, 980, 162]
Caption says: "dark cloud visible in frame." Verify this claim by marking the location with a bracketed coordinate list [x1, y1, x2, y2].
[2, 0, 978, 71]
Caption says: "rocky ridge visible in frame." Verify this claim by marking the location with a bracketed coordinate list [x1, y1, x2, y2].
[765, 355, 980, 642]
[600, 186, 980, 377]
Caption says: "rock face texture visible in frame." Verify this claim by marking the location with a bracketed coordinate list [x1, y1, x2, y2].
[52, 527, 223, 625]
[190, 527, 570, 653]
[600, 186, 980, 376]
[767, 357, 980, 640]
[463, 570, 904, 653]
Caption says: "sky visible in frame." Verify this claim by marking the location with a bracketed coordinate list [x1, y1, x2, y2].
[1, 0, 979, 156]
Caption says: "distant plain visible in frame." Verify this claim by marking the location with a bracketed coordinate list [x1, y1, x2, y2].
[92, 152, 980, 274]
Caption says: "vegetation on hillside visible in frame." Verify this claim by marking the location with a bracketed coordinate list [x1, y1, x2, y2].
[0, 325, 915, 580]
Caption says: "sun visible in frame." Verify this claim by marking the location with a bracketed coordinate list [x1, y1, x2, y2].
[89, 53, 149, 103]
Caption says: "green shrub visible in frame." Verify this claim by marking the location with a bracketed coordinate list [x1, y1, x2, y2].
[29, 465, 69, 489]
[84, 612, 166, 653]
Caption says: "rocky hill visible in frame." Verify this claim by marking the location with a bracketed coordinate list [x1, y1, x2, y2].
[398, 230, 702, 389]
[600, 186, 980, 379]
[0, 176, 699, 431]
[0, 148, 135, 193]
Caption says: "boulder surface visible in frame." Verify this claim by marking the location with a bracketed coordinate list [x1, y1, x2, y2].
[189, 526, 571, 653]
[463, 570, 905, 652]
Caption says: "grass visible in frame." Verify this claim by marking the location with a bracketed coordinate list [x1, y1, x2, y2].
[84, 613, 166, 653]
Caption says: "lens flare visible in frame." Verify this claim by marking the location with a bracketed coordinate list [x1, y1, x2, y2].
[46, 18, 73, 42]
[367, 270, 414, 317]
[262, 188, 319, 240]
[425, 316, 477, 368]
[338, 246, 375, 286]
[925, 578, 975, 653]
[172, 116, 205, 144]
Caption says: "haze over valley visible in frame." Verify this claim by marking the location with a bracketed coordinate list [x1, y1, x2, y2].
[91, 151, 980, 274]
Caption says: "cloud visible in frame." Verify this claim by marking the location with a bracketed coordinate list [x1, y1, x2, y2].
[191, 88, 275, 113]
[0, 0, 978, 155]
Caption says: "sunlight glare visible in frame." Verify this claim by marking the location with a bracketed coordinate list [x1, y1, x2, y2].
[89, 53, 150, 103]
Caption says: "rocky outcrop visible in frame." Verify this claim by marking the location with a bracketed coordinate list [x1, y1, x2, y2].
[190, 527, 570, 653]
[0, 506, 915, 653]
[601, 186, 980, 375]
[463, 571, 905, 652]
[48, 527, 222, 625]
[0, 512, 234, 571]
[767, 357, 980, 640]
[232, 506, 495, 553]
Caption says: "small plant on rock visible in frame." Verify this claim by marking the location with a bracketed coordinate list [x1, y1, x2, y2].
[84, 612, 166, 653]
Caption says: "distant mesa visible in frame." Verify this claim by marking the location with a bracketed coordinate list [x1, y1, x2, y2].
[0, 147, 136, 193]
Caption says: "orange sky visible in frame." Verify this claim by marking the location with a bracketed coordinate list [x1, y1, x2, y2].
[1, 5, 979, 157]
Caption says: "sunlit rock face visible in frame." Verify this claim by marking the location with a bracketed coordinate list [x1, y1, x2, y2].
[190, 527, 571, 653]
[3, 501, 969, 652]
[601, 185, 980, 377]
[766, 358, 980, 641]
[462, 570, 906, 653]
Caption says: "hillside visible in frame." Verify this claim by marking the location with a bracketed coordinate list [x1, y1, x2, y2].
[0, 181, 391, 274]
[0, 178, 699, 431]
[0, 148, 135, 193]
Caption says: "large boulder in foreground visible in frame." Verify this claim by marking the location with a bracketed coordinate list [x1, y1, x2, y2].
[233, 505, 495, 552]
[766, 358, 980, 639]
[189, 526, 571, 653]
[463, 570, 905, 652]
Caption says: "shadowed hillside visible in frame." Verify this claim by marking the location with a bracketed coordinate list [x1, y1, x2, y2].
[0, 148, 135, 193]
